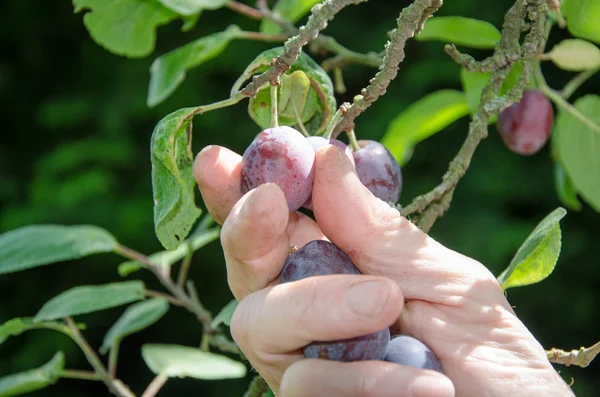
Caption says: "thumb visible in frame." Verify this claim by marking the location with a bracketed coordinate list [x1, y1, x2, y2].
[311, 145, 497, 303]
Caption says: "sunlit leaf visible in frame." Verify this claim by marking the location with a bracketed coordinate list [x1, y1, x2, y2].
[497, 208, 566, 290]
[142, 344, 247, 379]
[0, 225, 117, 275]
[260, 0, 322, 34]
[555, 95, 600, 212]
[0, 352, 64, 397]
[148, 27, 239, 107]
[564, 0, 600, 44]
[73, 0, 178, 58]
[232, 47, 336, 135]
[35, 281, 145, 322]
[545, 39, 600, 71]
[101, 299, 169, 354]
[157, 0, 228, 15]
[416, 16, 501, 49]
[211, 299, 237, 329]
[381, 90, 469, 166]
[151, 108, 203, 251]
[554, 162, 582, 212]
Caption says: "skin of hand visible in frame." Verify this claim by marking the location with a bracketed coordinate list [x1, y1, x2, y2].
[193, 143, 575, 397]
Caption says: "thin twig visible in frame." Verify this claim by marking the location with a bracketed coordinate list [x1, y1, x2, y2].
[64, 317, 135, 397]
[243, 376, 270, 397]
[58, 369, 103, 381]
[177, 244, 194, 289]
[141, 373, 169, 397]
[108, 342, 120, 378]
[547, 341, 600, 368]
[332, 0, 444, 137]
[226, 1, 263, 20]
[560, 67, 600, 100]
[145, 289, 186, 307]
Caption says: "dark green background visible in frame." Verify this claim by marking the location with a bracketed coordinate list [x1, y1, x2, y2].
[1, 0, 598, 396]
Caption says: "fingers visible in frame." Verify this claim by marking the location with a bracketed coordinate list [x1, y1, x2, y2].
[220, 183, 291, 300]
[230, 274, 403, 391]
[312, 145, 501, 304]
[193, 145, 242, 225]
[280, 359, 455, 397]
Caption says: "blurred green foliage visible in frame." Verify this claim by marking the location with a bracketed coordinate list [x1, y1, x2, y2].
[0, 0, 599, 396]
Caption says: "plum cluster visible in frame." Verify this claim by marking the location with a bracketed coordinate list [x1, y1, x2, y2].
[241, 126, 402, 212]
[240, 126, 440, 371]
[280, 240, 442, 371]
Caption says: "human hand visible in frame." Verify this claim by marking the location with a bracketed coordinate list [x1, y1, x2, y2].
[193, 144, 574, 397]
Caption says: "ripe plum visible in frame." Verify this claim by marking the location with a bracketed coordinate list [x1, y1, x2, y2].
[241, 126, 315, 211]
[280, 240, 390, 361]
[498, 89, 554, 156]
[351, 140, 402, 204]
[302, 136, 355, 210]
[384, 334, 442, 372]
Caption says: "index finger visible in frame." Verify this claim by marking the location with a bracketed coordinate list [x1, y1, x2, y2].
[193, 145, 243, 225]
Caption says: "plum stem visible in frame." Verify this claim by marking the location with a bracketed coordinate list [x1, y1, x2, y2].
[270, 84, 279, 128]
[323, 108, 344, 139]
[347, 129, 360, 151]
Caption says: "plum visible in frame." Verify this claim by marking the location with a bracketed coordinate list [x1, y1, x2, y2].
[351, 140, 402, 204]
[384, 334, 442, 373]
[302, 136, 355, 210]
[498, 89, 554, 156]
[280, 240, 391, 362]
[241, 126, 315, 211]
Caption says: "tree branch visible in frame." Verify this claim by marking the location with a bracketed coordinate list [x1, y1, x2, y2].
[240, 0, 370, 97]
[401, 0, 550, 231]
[547, 341, 600, 368]
[332, 0, 443, 137]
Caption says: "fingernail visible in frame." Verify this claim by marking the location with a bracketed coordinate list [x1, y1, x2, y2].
[346, 280, 390, 317]
[409, 373, 454, 397]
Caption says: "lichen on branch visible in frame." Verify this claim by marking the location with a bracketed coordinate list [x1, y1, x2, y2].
[240, 0, 370, 97]
[547, 341, 600, 368]
[402, 0, 550, 232]
[332, 0, 443, 137]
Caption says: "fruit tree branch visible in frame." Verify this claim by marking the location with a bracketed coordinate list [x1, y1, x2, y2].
[547, 341, 600, 368]
[332, 0, 444, 137]
[401, 0, 550, 232]
[240, 0, 370, 97]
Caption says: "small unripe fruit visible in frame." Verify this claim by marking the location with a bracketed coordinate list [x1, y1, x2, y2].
[351, 140, 403, 204]
[498, 89, 554, 156]
[241, 126, 315, 211]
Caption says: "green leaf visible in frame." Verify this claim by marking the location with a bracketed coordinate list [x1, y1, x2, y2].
[0, 225, 117, 275]
[151, 108, 203, 251]
[415, 16, 501, 49]
[148, 26, 239, 107]
[555, 95, 600, 212]
[545, 39, 600, 71]
[101, 299, 169, 354]
[564, 0, 600, 45]
[0, 352, 65, 397]
[119, 220, 220, 276]
[35, 281, 146, 322]
[260, 0, 322, 34]
[497, 208, 566, 290]
[73, 0, 178, 58]
[460, 69, 489, 116]
[142, 344, 247, 379]
[211, 299, 237, 329]
[554, 162, 582, 212]
[157, 0, 228, 15]
[233, 47, 336, 135]
[381, 90, 469, 166]
[0, 318, 79, 345]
